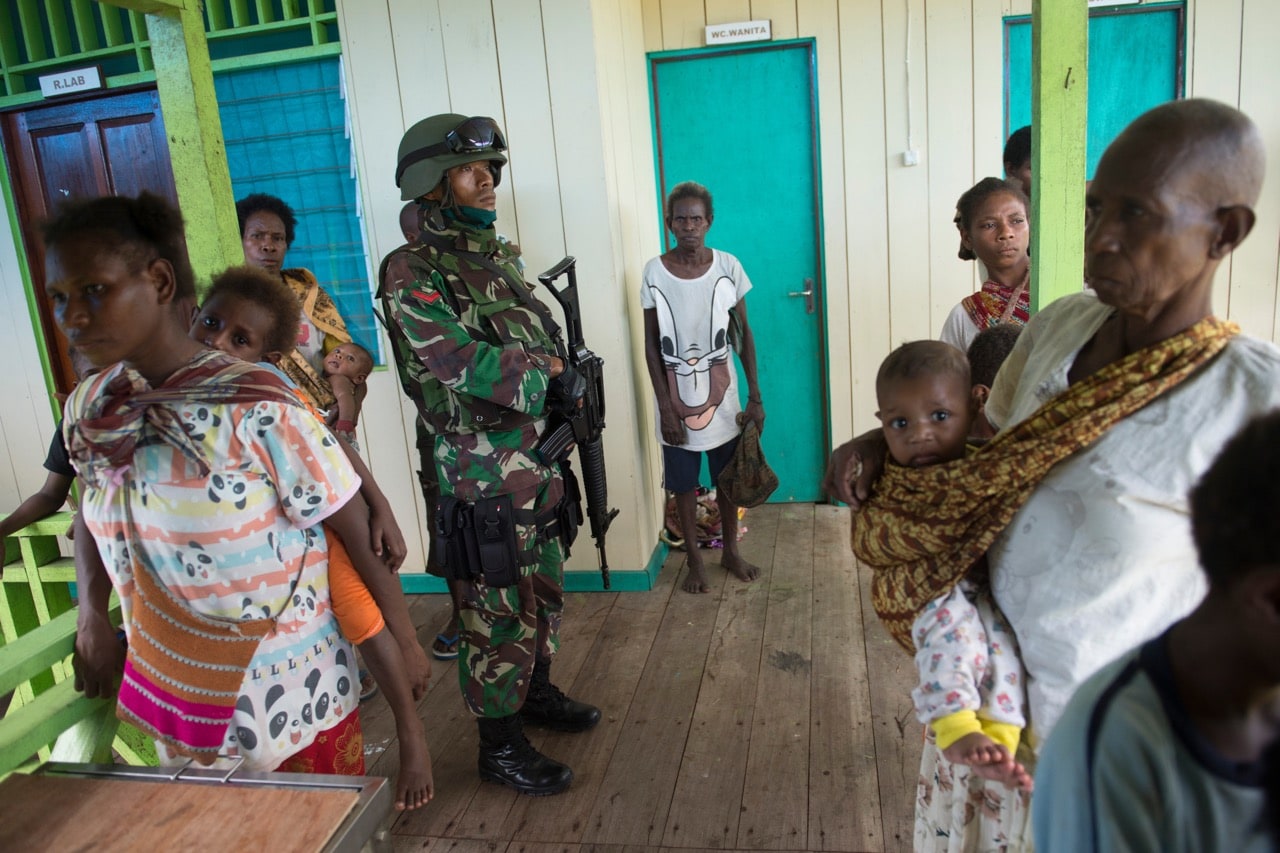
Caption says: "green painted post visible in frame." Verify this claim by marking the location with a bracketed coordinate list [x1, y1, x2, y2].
[140, 3, 243, 286]
[1030, 0, 1088, 311]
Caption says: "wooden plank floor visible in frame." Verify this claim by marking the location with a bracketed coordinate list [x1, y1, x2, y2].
[366, 503, 921, 853]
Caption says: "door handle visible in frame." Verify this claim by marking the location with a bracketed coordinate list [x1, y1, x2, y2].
[787, 278, 815, 314]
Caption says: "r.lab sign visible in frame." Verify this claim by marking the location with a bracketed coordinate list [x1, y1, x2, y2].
[705, 20, 772, 46]
[39, 66, 103, 98]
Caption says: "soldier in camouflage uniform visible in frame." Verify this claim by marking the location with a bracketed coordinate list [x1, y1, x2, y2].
[379, 114, 599, 797]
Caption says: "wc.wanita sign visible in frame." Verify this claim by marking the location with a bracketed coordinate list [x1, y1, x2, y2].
[705, 20, 772, 47]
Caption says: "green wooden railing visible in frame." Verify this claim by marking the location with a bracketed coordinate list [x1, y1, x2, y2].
[0, 0, 340, 106]
[1, 512, 154, 775]
[0, 602, 125, 777]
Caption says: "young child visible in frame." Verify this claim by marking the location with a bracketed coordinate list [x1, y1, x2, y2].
[323, 341, 373, 449]
[874, 340, 1030, 790]
[45, 194, 431, 811]
[1034, 410, 1280, 851]
[966, 324, 1022, 441]
[191, 266, 435, 804]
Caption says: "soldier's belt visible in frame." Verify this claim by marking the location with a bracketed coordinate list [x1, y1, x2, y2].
[432, 494, 576, 588]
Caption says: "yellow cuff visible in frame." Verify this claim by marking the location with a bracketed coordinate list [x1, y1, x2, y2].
[930, 709, 982, 750]
[979, 720, 1022, 754]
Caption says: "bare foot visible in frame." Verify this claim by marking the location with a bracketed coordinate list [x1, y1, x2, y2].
[941, 731, 1032, 791]
[395, 724, 434, 810]
[722, 551, 760, 583]
[682, 559, 711, 593]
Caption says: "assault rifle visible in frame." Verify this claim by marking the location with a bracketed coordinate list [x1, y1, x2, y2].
[535, 256, 619, 588]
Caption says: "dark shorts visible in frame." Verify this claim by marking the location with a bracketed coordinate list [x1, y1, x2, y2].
[662, 436, 739, 494]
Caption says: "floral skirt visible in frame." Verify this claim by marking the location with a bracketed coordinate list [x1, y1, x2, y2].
[914, 728, 1033, 852]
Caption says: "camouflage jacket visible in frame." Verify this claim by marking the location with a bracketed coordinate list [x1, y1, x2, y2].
[378, 220, 562, 503]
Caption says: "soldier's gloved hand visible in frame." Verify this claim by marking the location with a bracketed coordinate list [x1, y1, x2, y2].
[547, 364, 586, 415]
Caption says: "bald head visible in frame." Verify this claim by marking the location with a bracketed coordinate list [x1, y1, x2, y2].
[399, 201, 420, 243]
[1105, 98, 1265, 210]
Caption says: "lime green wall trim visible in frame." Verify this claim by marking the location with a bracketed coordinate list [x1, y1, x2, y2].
[0, 159, 59, 423]
[143, 5, 243, 285]
[1030, 1, 1088, 311]
[398, 542, 668, 595]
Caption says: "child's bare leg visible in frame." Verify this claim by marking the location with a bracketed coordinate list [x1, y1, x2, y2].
[674, 490, 709, 593]
[715, 489, 759, 583]
[941, 732, 1032, 791]
[360, 628, 434, 809]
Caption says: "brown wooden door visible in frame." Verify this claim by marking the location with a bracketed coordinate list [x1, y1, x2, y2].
[2, 88, 177, 394]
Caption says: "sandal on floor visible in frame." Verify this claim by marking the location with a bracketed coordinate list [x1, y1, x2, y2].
[431, 632, 460, 661]
[359, 669, 378, 703]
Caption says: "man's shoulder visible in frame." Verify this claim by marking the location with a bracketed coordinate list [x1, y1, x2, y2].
[1222, 330, 1280, 371]
[1033, 289, 1106, 326]
[1193, 330, 1280, 414]
[379, 244, 458, 300]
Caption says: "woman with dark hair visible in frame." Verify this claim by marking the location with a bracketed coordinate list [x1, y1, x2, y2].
[236, 192, 352, 409]
[939, 177, 1031, 351]
[52, 192, 374, 778]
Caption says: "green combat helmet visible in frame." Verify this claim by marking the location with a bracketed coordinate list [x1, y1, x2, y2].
[395, 113, 509, 201]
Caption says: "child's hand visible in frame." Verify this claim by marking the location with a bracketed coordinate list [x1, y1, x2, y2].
[369, 503, 408, 571]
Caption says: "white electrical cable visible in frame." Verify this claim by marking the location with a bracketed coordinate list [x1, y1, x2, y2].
[905, 0, 914, 152]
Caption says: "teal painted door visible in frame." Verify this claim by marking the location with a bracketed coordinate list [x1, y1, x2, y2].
[1005, 5, 1183, 177]
[650, 40, 826, 502]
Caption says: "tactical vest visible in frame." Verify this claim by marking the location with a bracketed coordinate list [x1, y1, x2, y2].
[377, 232, 561, 437]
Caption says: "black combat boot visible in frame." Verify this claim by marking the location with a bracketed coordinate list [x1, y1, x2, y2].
[519, 658, 602, 732]
[477, 714, 573, 796]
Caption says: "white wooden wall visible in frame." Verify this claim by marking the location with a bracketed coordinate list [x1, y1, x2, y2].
[333, 0, 662, 576]
[633, 0, 1280, 442]
[0, 213, 58, 513]
[2, 0, 1278, 576]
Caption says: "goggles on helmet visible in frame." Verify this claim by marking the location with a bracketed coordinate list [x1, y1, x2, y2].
[395, 116, 507, 188]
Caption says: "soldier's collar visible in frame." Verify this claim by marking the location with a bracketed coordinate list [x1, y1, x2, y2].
[426, 222, 501, 257]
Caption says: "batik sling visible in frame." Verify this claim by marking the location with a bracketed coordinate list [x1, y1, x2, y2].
[66, 350, 306, 760]
[851, 315, 1238, 652]
[280, 267, 351, 411]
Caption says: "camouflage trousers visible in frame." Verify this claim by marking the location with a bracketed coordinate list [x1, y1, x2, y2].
[456, 497, 564, 717]
[419, 423, 566, 717]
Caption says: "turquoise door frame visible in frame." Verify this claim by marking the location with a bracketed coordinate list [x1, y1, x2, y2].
[648, 39, 828, 502]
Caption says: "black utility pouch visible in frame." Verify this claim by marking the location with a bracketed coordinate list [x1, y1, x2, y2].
[472, 494, 521, 588]
[557, 460, 583, 551]
[432, 495, 472, 582]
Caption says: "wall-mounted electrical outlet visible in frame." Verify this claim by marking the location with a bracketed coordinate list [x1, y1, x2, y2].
[902, 149, 920, 167]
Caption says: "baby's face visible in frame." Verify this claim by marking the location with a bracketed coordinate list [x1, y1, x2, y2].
[324, 344, 368, 383]
[191, 293, 275, 363]
[876, 372, 974, 468]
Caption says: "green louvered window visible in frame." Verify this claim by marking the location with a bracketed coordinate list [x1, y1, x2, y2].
[0, 0, 340, 104]
[1, 1, 378, 359]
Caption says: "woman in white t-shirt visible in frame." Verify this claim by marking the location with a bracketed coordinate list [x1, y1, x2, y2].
[641, 181, 765, 594]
